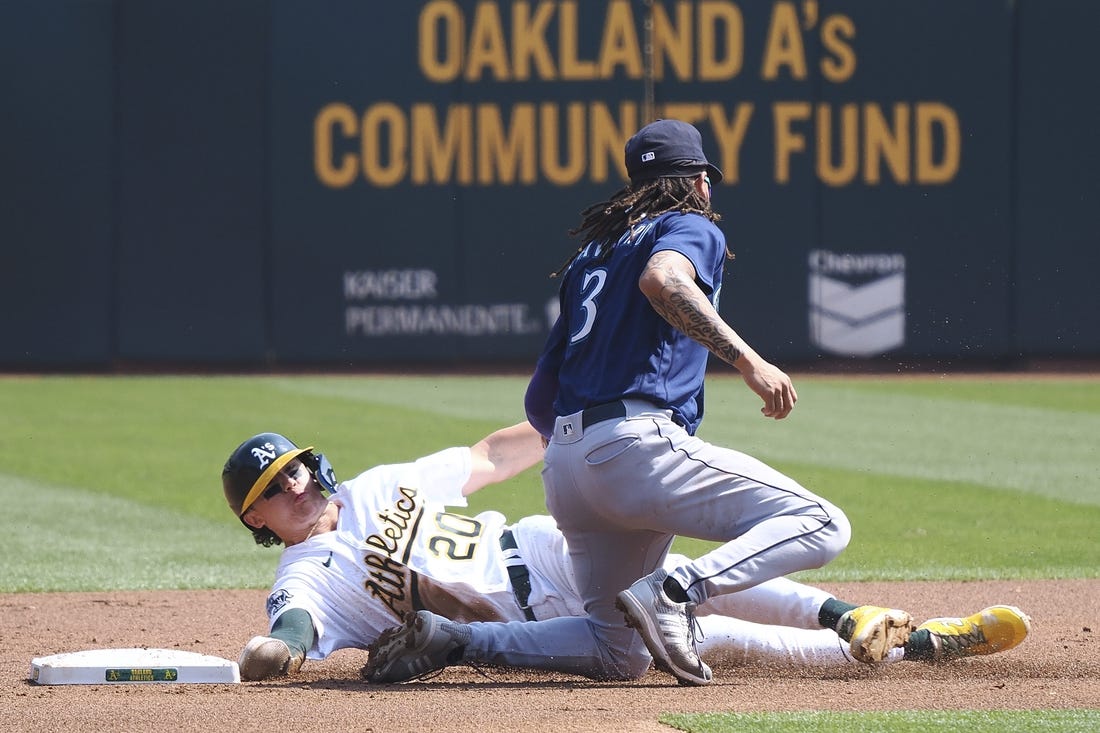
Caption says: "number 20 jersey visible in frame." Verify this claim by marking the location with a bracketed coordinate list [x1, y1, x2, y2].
[264, 447, 512, 660]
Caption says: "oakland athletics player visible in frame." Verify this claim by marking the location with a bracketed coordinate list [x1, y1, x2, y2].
[222, 426, 1030, 682]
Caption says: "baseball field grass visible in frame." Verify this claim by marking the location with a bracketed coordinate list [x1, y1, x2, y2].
[2, 373, 1098, 731]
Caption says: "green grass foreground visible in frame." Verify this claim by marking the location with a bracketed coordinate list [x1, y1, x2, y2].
[661, 709, 1100, 733]
[1, 373, 1097, 592]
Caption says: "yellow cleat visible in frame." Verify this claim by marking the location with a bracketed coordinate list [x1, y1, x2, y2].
[916, 605, 1031, 660]
[836, 605, 915, 663]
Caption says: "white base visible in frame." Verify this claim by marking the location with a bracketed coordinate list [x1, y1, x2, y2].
[30, 648, 240, 685]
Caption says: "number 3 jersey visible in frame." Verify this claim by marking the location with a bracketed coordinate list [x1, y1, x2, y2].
[543, 210, 726, 435]
[264, 447, 515, 660]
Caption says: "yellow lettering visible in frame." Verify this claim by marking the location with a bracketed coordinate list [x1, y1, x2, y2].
[315, 98, 958, 189]
[411, 104, 473, 184]
[559, 1, 596, 80]
[541, 103, 587, 185]
[774, 102, 811, 183]
[465, 1, 509, 81]
[651, 1, 692, 81]
[512, 1, 556, 80]
[589, 102, 640, 181]
[419, 0, 464, 83]
[864, 103, 909, 184]
[820, 14, 856, 82]
[916, 102, 960, 183]
[709, 104, 754, 185]
[762, 2, 807, 80]
[477, 104, 537, 184]
[314, 103, 358, 189]
[361, 103, 407, 187]
[598, 0, 643, 78]
[698, 1, 743, 81]
[816, 103, 859, 186]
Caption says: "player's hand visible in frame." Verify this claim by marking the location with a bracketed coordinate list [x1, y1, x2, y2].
[740, 360, 797, 419]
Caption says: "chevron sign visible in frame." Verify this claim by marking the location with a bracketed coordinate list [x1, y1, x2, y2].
[808, 250, 906, 357]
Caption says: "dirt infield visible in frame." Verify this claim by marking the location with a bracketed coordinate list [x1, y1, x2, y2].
[5, 580, 1097, 733]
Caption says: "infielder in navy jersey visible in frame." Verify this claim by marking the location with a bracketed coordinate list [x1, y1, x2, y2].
[365, 120, 979, 685]
[521, 118, 857, 685]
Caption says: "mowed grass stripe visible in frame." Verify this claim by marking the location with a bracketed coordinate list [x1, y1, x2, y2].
[672, 461, 1100, 582]
[1, 474, 275, 591]
[698, 377, 1100, 506]
[0, 375, 1096, 591]
[660, 708, 1100, 733]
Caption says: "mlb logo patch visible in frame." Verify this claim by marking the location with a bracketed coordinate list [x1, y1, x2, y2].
[641, 151, 655, 162]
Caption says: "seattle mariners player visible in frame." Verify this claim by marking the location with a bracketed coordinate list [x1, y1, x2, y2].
[528, 118, 859, 686]
[366, 119, 914, 686]
[222, 426, 1030, 682]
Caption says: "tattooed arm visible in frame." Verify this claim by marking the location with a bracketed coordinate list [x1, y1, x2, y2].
[639, 249, 797, 419]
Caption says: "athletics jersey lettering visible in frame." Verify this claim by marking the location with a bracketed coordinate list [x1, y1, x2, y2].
[361, 510, 489, 618]
[362, 485, 426, 617]
[363, 485, 424, 559]
[358, 485, 493, 618]
[363, 552, 411, 617]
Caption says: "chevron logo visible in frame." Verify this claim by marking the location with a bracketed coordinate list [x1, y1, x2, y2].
[808, 251, 906, 357]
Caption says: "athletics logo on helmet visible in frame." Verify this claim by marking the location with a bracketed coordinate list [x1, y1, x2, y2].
[250, 442, 279, 469]
[624, 119, 723, 185]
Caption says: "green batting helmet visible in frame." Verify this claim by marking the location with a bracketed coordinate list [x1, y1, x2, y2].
[222, 432, 337, 520]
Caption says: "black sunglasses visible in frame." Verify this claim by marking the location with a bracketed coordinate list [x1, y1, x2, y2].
[261, 462, 306, 500]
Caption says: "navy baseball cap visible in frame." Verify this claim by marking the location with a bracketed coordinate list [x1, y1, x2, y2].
[624, 119, 723, 184]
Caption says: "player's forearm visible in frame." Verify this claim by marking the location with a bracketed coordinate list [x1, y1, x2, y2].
[645, 273, 793, 416]
[269, 607, 315, 660]
[463, 421, 545, 495]
[640, 256, 750, 369]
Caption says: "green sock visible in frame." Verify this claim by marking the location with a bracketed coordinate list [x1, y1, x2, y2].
[818, 597, 859, 631]
[270, 607, 315, 660]
[903, 628, 935, 661]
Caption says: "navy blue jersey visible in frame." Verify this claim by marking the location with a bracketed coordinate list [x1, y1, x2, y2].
[528, 210, 726, 435]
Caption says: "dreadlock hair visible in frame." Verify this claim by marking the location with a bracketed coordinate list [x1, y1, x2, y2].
[552, 175, 729, 278]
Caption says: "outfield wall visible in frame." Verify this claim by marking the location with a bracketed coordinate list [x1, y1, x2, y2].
[2, 1, 1097, 370]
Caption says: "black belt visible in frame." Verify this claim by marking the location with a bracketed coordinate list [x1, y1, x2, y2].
[581, 400, 627, 430]
[500, 529, 537, 621]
